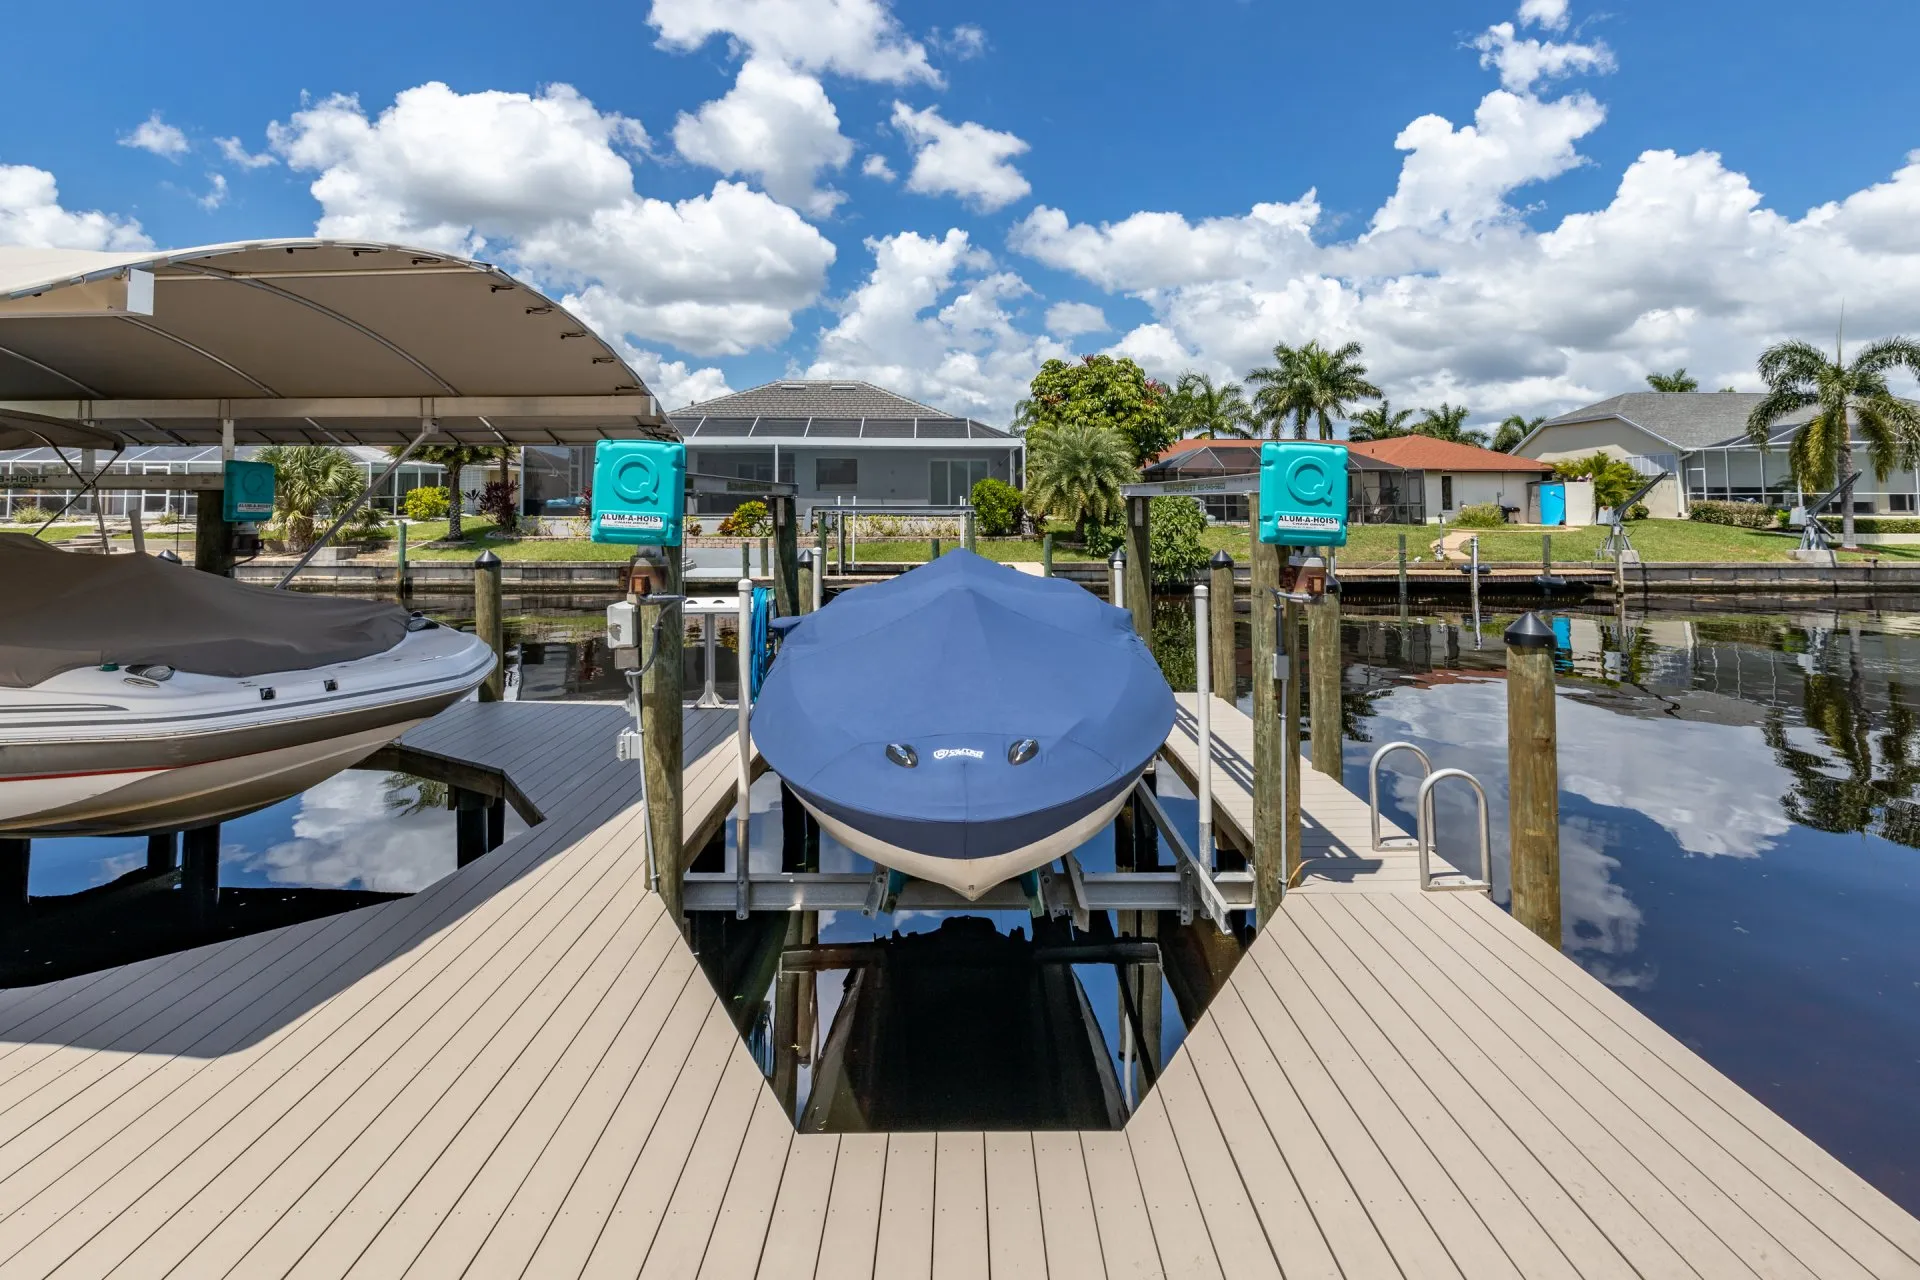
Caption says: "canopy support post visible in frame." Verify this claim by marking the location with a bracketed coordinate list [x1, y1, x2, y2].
[276, 418, 435, 590]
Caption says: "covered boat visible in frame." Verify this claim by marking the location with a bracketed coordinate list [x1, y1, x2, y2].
[0, 534, 493, 836]
[752, 550, 1175, 898]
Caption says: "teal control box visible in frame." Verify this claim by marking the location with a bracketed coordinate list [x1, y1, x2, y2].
[1258, 441, 1348, 547]
[222, 460, 276, 523]
[591, 440, 686, 545]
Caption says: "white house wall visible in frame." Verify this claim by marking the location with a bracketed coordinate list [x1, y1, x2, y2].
[1426, 470, 1551, 522]
[1514, 418, 1687, 517]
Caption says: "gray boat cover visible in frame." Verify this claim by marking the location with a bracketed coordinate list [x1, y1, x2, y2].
[0, 534, 408, 688]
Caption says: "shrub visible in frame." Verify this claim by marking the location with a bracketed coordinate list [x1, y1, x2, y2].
[402, 486, 450, 521]
[469, 479, 519, 527]
[1148, 496, 1209, 585]
[1629, 504, 1650, 520]
[969, 477, 1024, 536]
[1688, 499, 1779, 529]
[1080, 517, 1125, 558]
[8, 504, 55, 525]
[718, 499, 770, 537]
[1553, 452, 1643, 511]
[1451, 502, 1508, 528]
[1817, 516, 1920, 535]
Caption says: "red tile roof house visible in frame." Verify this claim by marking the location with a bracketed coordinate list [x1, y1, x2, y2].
[1145, 437, 1552, 524]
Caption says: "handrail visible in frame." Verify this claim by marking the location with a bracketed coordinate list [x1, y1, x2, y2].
[1367, 742, 1432, 851]
[1414, 768, 1492, 893]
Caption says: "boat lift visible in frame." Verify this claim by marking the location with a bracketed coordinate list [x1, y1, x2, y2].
[1793, 469, 1862, 553]
[1596, 470, 1671, 562]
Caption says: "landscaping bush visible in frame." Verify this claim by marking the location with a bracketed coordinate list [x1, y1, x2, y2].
[1080, 517, 1125, 558]
[7, 504, 55, 525]
[1450, 502, 1508, 529]
[718, 500, 770, 537]
[1816, 516, 1920, 535]
[468, 480, 519, 528]
[1553, 452, 1643, 511]
[1629, 504, 1650, 521]
[1149, 496, 1209, 585]
[402, 486, 451, 521]
[969, 477, 1024, 536]
[1688, 499, 1780, 529]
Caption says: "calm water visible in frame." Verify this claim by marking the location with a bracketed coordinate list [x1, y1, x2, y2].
[1148, 595, 1920, 1213]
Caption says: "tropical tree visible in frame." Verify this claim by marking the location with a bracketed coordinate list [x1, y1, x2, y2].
[255, 444, 363, 552]
[1023, 355, 1174, 465]
[1745, 336, 1920, 547]
[389, 443, 492, 539]
[1413, 403, 1488, 446]
[1246, 340, 1381, 440]
[1024, 420, 1135, 542]
[1491, 414, 1543, 453]
[1646, 368, 1700, 393]
[1168, 371, 1255, 439]
[1348, 400, 1415, 442]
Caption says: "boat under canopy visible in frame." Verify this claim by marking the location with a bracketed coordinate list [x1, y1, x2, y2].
[0, 535, 492, 836]
[752, 550, 1175, 898]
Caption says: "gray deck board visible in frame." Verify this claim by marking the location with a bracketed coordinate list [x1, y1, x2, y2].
[0, 696, 1908, 1278]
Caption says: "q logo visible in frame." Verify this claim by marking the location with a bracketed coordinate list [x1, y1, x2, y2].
[1288, 455, 1332, 506]
[613, 453, 660, 505]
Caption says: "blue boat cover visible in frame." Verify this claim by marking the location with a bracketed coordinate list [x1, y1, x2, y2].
[751, 550, 1175, 860]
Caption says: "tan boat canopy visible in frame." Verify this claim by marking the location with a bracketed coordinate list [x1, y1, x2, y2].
[0, 240, 672, 448]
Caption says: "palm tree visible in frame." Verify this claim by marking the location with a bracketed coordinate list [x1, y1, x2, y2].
[1169, 372, 1255, 439]
[1746, 336, 1920, 547]
[1646, 368, 1700, 393]
[1348, 400, 1415, 442]
[1413, 403, 1488, 447]
[1491, 414, 1543, 453]
[1246, 340, 1381, 440]
[392, 443, 491, 539]
[255, 445, 363, 552]
[1025, 420, 1134, 542]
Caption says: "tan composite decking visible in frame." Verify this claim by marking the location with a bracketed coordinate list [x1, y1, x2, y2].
[0, 697, 1910, 1276]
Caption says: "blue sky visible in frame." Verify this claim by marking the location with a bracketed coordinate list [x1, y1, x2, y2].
[5, 0, 1920, 425]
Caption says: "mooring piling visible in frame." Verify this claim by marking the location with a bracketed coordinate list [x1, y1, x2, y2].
[1249, 496, 1285, 922]
[1504, 611, 1562, 946]
[145, 833, 175, 874]
[1193, 584, 1215, 868]
[771, 495, 799, 618]
[639, 553, 685, 924]
[963, 507, 976, 552]
[1124, 496, 1151, 644]
[180, 823, 219, 923]
[1209, 551, 1235, 701]
[1041, 531, 1054, 577]
[0, 839, 26, 922]
[473, 549, 503, 702]
[1307, 568, 1342, 778]
[797, 548, 814, 615]
[454, 788, 488, 866]
[734, 576, 754, 920]
[1397, 533, 1409, 618]
[1108, 546, 1125, 610]
[929, 536, 941, 560]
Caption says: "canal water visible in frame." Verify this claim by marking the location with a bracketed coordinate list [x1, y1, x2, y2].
[10, 588, 1920, 1211]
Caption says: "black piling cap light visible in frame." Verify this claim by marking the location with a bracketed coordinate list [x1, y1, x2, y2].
[474, 549, 502, 569]
[1210, 549, 1234, 568]
[1504, 611, 1556, 649]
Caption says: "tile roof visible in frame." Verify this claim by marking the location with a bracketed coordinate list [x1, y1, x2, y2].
[1344, 437, 1552, 473]
[669, 379, 1011, 441]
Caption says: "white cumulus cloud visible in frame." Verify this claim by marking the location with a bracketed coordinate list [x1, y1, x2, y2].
[1044, 300, 1108, 337]
[1518, 0, 1570, 29]
[1473, 20, 1615, 94]
[215, 136, 276, 169]
[672, 58, 854, 217]
[197, 172, 228, 211]
[890, 103, 1030, 212]
[0, 163, 152, 250]
[862, 153, 896, 182]
[648, 0, 937, 84]
[119, 111, 189, 160]
[267, 81, 835, 358]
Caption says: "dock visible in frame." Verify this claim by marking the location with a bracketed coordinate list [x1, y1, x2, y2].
[0, 697, 1911, 1277]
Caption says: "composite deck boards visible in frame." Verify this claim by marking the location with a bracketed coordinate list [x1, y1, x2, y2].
[0, 697, 1907, 1278]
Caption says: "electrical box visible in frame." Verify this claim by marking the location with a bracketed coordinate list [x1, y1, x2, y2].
[222, 459, 276, 524]
[1258, 441, 1348, 547]
[606, 600, 638, 649]
[591, 441, 685, 545]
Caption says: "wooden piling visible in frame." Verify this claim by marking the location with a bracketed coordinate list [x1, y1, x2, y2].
[929, 537, 941, 560]
[455, 788, 488, 866]
[145, 832, 176, 874]
[194, 491, 233, 577]
[798, 549, 815, 615]
[1307, 581, 1342, 778]
[964, 508, 976, 553]
[1124, 495, 1151, 644]
[0, 839, 27, 921]
[1208, 552, 1235, 699]
[772, 495, 800, 617]
[396, 519, 410, 597]
[1249, 494, 1285, 923]
[1041, 531, 1054, 577]
[487, 795, 506, 852]
[474, 550, 504, 702]
[1283, 596, 1302, 889]
[1505, 612, 1562, 946]
[640, 548, 685, 924]
[180, 824, 219, 922]
[1397, 533, 1408, 617]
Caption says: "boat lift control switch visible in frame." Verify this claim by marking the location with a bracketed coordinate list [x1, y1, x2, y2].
[590, 441, 686, 546]
[1258, 441, 1348, 548]
[606, 601, 638, 649]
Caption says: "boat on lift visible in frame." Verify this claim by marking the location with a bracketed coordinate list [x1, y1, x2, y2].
[751, 550, 1175, 898]
[0, 533, 493, 837]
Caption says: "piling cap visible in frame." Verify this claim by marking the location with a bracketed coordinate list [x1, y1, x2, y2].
[1504, 611, 1556, 649]
[1109, 546, 1126, 565]
[156, 549, 181, 564]
[1210, 550, 1234, 568]
[474, 549, 502, 569]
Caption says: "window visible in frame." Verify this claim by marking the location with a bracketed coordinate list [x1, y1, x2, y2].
[1892, 494, 1916, 514]
[930, 458, 989, 505]
[1440, 475, 1454, 510]
[816, 457, 858, 488]
[1853, 500, 1876, 515]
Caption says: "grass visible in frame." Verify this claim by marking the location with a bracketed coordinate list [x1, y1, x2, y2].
[27, 515, 1920, 566]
